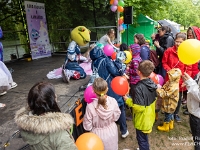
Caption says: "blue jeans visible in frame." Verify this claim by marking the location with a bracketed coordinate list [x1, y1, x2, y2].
[158, 64, 166, 78]
[116, 104, 127, 135]
[164, 113, 174, 122]
[65, 61, 86, 79]
[136, 129, 149, 150]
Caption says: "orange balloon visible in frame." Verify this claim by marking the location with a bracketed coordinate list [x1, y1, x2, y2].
[76, 133, 104, 150]
[110, 0, 114, 5]
[118, 18, 123, 25]
[111, 76, 129, 96]
[111, 52, 117, 60]
[117, 6, 124, 12]
[149, 72, 159, 84]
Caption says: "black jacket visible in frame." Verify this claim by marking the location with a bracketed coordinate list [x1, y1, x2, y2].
[156, 32, 174, 61]
[134, 78, 157, 106]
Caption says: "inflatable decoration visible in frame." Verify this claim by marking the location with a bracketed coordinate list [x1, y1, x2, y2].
[178, 39, 200, 65]
[76, 133, 104, 150]
[84, 85, 97, 103]
[111, 76, 129, 95]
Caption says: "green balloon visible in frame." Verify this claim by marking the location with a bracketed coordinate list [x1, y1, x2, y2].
[118, 1, 124, 7]
[97, 43, 104, 49]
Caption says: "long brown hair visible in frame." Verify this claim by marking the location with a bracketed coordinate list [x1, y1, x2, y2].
[92, 78, 108, 109]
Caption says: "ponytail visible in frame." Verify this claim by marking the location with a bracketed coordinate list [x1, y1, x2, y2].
[93, 78, 108, 109]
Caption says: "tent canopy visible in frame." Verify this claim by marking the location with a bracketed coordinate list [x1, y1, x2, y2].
[122, 14, 158, 46]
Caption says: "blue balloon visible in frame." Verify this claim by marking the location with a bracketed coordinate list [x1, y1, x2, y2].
[122, 24, 128, 29]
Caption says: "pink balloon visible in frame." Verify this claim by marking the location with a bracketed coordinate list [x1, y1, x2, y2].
[113, 0, 118, 5]
[84, 85, 97, 103]
[110, 5, 117, 12]
[119, 25, 123, 31]
[157, 74, 164, 86]
[103, 44, 114, 56]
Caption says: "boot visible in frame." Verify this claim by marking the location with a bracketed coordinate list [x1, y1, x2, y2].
[155, 112, 158, 121]
[169, 120, 174, 130]
[157, 122, 169, 132]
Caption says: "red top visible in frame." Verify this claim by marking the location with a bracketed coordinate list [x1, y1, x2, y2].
[190, 26, 200, 78]
[162, 46, 192, 91]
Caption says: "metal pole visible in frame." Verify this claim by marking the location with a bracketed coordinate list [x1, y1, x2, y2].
[127, 24, 128, 46]
[117, 11, 120, 43]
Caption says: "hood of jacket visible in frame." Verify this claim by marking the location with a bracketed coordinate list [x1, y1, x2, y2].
[15, 107, 74, 134]
[167, 68, 181, 83]
[90, 46, 106, 61]
[91, 98, 116, 120]
[189, 26, 200, 40]
[160, 32, 173, 40]
[140, 78, 158, 92]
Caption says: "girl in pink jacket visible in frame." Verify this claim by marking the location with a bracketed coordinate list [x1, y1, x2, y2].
[83, 78, 121, 150]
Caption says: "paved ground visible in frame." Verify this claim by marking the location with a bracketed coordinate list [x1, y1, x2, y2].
[0, 55, 89, 150]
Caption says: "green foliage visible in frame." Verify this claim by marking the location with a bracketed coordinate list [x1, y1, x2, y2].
[1, 0, 200, 53]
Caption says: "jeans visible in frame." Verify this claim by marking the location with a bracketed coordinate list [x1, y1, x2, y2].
[164, 112, 174, 122]
[174, 91, 187, 115]
[190, 114, 200, 150]
[136, 129, 150, 150]
[116, 104, 127, 135]
[158, 64, 166, 78]
[65, 61, 86, 79]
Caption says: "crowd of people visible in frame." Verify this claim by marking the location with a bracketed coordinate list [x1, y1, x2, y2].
[1, 25, 200, 150]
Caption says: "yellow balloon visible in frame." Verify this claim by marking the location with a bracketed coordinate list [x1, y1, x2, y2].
[124, 50, 132, 64]
[178, 39, 200, 65]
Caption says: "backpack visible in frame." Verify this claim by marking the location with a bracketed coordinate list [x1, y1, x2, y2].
[88, 58, 105, 86]
[149, 50, 160, 67]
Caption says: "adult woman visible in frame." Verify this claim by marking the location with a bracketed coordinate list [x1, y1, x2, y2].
[15, 82, 77, 150]
[90, 46, 129, 138]
[99, 29, 119, 50]
[134, 34, 150, 61]
[154, 26, 174, 78]
[162, 33, 192, 122]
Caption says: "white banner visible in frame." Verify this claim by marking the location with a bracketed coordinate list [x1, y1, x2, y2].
[25, 1, 51, 60]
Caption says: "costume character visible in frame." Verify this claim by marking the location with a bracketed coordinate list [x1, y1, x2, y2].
[62, 26, 90, 83]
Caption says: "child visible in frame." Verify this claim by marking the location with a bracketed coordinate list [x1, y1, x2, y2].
[124, 60, 157, 150]
[156, 68, 182, 132]
[15, 82, 77, 150]
[128, 44, 142, 99]
[83, 78, 121, 150]
[182, 62, 200, 150]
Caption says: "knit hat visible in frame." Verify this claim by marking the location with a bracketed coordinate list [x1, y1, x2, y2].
[130, 44, 140, 55]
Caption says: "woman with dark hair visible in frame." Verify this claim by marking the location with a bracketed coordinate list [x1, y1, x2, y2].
[15, 82, 77, 150]
[134, 34, 150, 61]
[154, 26, 174, 78]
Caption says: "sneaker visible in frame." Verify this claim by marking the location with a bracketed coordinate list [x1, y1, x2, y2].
[61, 65, 69, 83]
[183, 109, 190, 115]
[122, 130, 129, 138]
[174, 114, 182, 122]
[0, 91, 7, 96]
[10, 82, 17, 89]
